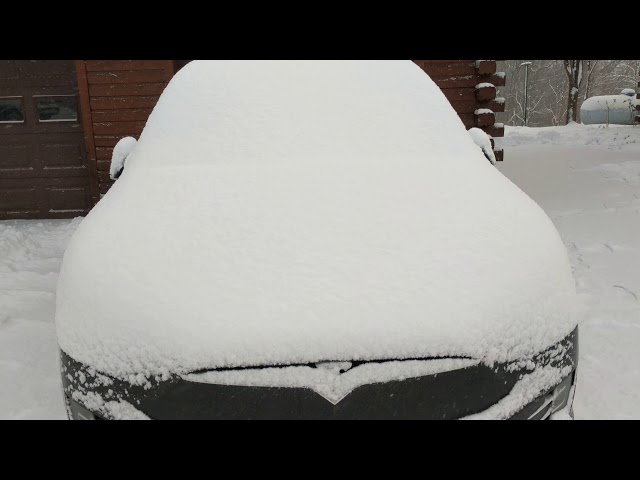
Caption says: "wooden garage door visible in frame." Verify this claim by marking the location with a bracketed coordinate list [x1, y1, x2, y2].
[0, 60, 91, 219]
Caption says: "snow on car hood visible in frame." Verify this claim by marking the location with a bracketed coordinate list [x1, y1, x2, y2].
[55, 61, 577, 379]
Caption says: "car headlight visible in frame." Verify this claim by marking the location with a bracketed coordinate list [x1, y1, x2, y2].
[65, 395, 101, 420]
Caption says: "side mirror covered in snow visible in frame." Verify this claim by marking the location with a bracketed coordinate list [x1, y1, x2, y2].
[468, 128, 496, 165]
[110, 137, 138, 180]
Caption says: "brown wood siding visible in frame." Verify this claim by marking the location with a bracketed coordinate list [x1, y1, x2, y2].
[415, 59, 506, 161]
[90, 96, 161, 110]
[77, 60, 174, 196]
[84, 60, 171, 72]
[449, 98, 505, 114]
[91, 109, 154, 122]
[431, 73, 505, 89]
[0, 61, 93, 219]
[415, 60, 506, 140]
[87, 70, 168, 84]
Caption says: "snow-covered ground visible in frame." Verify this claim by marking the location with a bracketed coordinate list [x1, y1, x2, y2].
[0, 219, 81, 419]
[498, 122, 640, 150]
[497, 124, 640, 420]
[1, 123, 638, 419]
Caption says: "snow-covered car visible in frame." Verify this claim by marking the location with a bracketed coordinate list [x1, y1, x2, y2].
[56, 60, 578, 420]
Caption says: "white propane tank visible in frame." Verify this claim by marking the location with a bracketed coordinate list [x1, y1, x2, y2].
[581, 89, 638, 125]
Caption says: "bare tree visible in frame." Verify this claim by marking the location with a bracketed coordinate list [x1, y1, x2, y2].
[564, 60, 583, 123]
[496, 60, 640, 127]
[497, 60, 569, 127]
[584, 61, 638, 97]
[583, 60, 599, 100]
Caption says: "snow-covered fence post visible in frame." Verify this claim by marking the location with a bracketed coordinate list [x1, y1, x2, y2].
[519, 62, 533, 126]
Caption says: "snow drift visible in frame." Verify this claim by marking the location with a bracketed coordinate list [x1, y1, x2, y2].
[55, 60, 577, 379]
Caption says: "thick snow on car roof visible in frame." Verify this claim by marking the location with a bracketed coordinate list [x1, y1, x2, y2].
[56, 61, 577, 379]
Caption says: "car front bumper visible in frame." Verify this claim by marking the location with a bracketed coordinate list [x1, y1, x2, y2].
[62, 327, 578, 420]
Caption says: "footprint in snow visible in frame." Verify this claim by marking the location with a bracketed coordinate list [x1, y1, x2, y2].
[612, 285, 639, 302]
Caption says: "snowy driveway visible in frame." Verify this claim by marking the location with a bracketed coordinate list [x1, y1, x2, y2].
[1, 126, 639, 420]
[0, 219, 80, 419]
[498, 140, 640, 420]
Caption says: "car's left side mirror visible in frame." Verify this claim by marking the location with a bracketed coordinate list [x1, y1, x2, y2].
[110, 136, 138, 180]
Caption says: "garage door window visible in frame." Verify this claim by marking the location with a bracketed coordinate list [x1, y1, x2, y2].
[0, 97, 24, 123]
[35, 95, 78, 122]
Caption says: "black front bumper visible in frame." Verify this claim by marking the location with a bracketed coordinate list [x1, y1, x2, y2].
[62, 327, 578, 420]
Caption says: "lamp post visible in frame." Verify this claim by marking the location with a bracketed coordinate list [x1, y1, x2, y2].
[519, 61, 533, 126]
